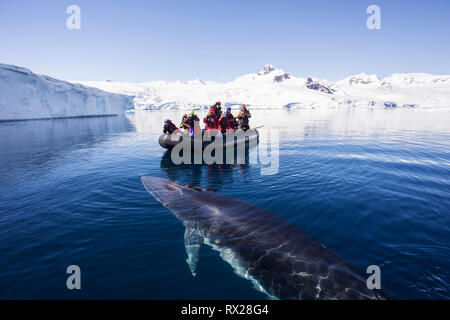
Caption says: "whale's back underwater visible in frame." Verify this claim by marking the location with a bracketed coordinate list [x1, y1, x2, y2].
[141, 176, 385, 300]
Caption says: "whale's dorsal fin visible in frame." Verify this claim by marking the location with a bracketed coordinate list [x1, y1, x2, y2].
[184, 225, 203, 277]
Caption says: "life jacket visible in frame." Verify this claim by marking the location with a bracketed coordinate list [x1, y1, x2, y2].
[179, 115, 190, 132]
[238, 108, 251, 119]
[187, 114, 199, 126]
[179, 122, 189, 132]
[218, 116, 232, 134]
[237, 109, 251, 130]
[203, 109, 218, 131]
[214, 106, 222, 120]
[187, 114, 201, 137]
[226, 113, 237, 129]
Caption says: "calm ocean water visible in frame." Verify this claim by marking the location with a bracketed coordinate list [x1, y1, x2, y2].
[0, 109, 449, 299]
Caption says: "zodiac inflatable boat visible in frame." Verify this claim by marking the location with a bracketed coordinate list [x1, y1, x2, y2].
[158, 128, 260, 150]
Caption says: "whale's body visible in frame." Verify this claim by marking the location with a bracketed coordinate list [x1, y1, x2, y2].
[141, 176, 384, 300]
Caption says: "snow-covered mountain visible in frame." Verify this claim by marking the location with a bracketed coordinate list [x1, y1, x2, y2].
[0, 64, 134, 121]
[1, 63, 448, 122]
[76, 64, 450, 111]
[336, 72, 450, 108]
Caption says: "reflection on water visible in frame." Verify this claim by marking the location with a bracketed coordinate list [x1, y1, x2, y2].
[0, 108, 449, 299]
[0, 116, 133, 191]
[160, 147, 253, 191]
[128, 108, 450, 138]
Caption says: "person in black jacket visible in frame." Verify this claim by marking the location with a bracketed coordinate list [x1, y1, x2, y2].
[163, 119, 178, 134]
[186, 110, 201, 136]
[236, 104, 251, 131]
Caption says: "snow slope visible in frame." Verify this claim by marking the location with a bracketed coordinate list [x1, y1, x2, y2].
[75, 64, 450, 111]
[337, 72, 450, 109]
[0, 64, 134, 121]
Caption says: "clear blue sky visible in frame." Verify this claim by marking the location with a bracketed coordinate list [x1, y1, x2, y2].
[1, 0, 449, 82]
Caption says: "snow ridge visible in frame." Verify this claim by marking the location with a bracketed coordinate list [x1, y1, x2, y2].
[75, 65, 450, 111]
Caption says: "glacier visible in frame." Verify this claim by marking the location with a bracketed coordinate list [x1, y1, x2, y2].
[0, 64, 134, 121]
[75, 64, 450, 111]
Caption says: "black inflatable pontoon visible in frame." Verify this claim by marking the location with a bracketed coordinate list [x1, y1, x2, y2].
[158, 128, 260, 150]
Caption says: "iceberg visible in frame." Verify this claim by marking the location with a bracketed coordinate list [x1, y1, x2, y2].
[0, 64, 134, 121]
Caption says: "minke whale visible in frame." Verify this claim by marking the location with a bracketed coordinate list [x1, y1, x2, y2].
[141, 176, 385, 300]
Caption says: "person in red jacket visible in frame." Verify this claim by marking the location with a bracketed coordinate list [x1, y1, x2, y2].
[213, 101, 222, 120]
[218, 111, 232, 135]
[203, 107, 218, 131]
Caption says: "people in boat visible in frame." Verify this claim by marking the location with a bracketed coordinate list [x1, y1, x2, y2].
[218, 111, 233, 135]
[236, 104, 251, 131]
[187, 110, 201, 137]
[179, 113, 190, 133]
[203, 107, 219, 131]
[225, 107, 238, 130]
[163, 119, 179, 134]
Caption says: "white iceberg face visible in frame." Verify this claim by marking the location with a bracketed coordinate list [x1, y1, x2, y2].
[0, 64, 134, 121]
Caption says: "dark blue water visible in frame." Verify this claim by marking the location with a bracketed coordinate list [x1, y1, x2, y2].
[0, 109, 449, 299]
